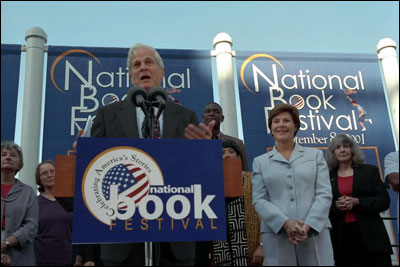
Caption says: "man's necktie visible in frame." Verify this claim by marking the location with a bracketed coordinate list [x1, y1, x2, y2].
[141, 118, 149, 138]
[141, 109, 161, 139]
[153, 117, 160, 139]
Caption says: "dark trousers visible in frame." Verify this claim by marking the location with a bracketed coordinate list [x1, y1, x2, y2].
[194, 241, 211, 266]
[102, 243, 159, 266]
[335, 222, 392, 266]
[159, 242, 194, 266]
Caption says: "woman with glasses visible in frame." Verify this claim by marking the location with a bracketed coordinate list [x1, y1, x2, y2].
[1, 141, 38, 266]
[34, 160, 74, 266]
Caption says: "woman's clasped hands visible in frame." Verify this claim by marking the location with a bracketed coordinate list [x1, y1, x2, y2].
[335, 195, 359, 211]
[283, 219, 311, 245]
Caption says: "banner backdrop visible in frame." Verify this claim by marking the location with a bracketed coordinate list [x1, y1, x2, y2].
[43, 45, 213, 161]
[236, 51, 398, 263]
[72, 138, 226, 243]
[1, 44, 21, 141]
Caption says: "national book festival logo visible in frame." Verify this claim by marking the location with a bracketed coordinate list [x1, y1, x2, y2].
[82, 146, 164, 225]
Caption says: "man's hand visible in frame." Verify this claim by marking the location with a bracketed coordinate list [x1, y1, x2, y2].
[387, 173, 399, 192]
[184, 120, 216, 140]
[251, 245, 264, 265]
[74, 255, 83, 266]
[72, 129, 85, 151]
[1, 254, 11, 266]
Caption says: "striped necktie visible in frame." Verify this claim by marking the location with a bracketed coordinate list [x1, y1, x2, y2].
[153, 117, 160, 139]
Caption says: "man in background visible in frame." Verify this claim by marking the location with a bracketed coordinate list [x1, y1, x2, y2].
[202, 102, 249, 171]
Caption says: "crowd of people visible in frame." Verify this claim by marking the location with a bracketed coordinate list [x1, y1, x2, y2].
[1, 43, 398, 266]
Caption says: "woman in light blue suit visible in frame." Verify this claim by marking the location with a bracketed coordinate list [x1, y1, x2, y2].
[252, 104, 334, 266]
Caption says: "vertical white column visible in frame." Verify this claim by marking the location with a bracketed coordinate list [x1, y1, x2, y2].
[211, 32, 238, 138]
[377, 38, 399, 148]
[19, 27, 47, 191]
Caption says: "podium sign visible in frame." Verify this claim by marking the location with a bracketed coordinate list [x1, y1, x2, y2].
[72, 137, 226, 244]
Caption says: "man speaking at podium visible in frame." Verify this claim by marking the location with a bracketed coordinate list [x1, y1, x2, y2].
[91, 43, 214, 266]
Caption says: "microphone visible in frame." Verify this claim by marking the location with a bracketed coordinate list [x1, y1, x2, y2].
[149, 87, 167, 118]
[149, 87, 167, 106]
[127, 87, 148, 112]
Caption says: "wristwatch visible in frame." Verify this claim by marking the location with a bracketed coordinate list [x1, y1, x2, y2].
[4, 239, 10, 249]
[258, 242, 263, 247]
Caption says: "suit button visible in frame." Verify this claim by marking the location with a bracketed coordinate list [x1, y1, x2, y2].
[289, 185, 293, 190]
[290, 198, 295, 202]
[288, 174, 292, 178]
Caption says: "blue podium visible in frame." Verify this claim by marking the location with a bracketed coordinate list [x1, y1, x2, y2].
[72, 137, 226, 244]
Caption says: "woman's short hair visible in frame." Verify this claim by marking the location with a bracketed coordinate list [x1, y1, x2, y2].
[268, 103, 301, 136]
[326, 134, 365, 171]
[1, 141, 24, 174]
[127, 43, 164, 72]
[35, 160, 56, 193]
[222, 139, 241, 158]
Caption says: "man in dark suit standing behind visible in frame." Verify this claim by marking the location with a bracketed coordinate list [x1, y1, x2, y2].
[194, 102, 250, 266]
[91, 43, 214, 266]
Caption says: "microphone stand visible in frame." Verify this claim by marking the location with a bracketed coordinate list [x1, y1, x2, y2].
[149, 105, 155, 139]
[132, 88, 167, 266]
[143, 102, 157, 266]
[143, 102, 165, 139]
[141, 101, 155, 140]
[141, 86, 167, 264]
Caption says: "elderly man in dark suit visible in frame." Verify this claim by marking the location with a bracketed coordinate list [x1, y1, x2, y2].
[91, 43, 214, 266]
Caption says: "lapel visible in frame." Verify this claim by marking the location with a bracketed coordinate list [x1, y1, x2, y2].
[330, 171, 340, 200]
[118, 100, 139, 138]
[162, 102, 179, 138]
[8, 179, 24, 195]
[352, 166, 362, 196]
[269, 143, 305, 163]
[330, 166, 361, 198]
[268, 146, 285, 162]
[289, 144, 305, 163]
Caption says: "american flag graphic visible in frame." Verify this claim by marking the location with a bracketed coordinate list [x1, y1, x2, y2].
[290, 96, 304, 109]
[101, 163, 150, 207]
[102, 94, 119, 106]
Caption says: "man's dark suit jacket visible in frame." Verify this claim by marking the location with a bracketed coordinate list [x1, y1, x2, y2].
[91, 99, 198, 265]
[329, 164, 392, 261]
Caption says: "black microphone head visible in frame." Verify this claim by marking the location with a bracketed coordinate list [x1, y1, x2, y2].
[127, 87, 148, 107]
[148, 87, 167, 102]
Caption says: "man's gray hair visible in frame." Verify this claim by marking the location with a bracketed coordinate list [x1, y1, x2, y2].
[127, 43, 164, 72]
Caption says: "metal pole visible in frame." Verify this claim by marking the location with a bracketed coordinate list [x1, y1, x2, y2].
[212, 32, 239, 138]
[145, 242, 153, 266]
[19, 27, 47, 191]
[377, 38, 399, 148]
[145, 104, 155, 266]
